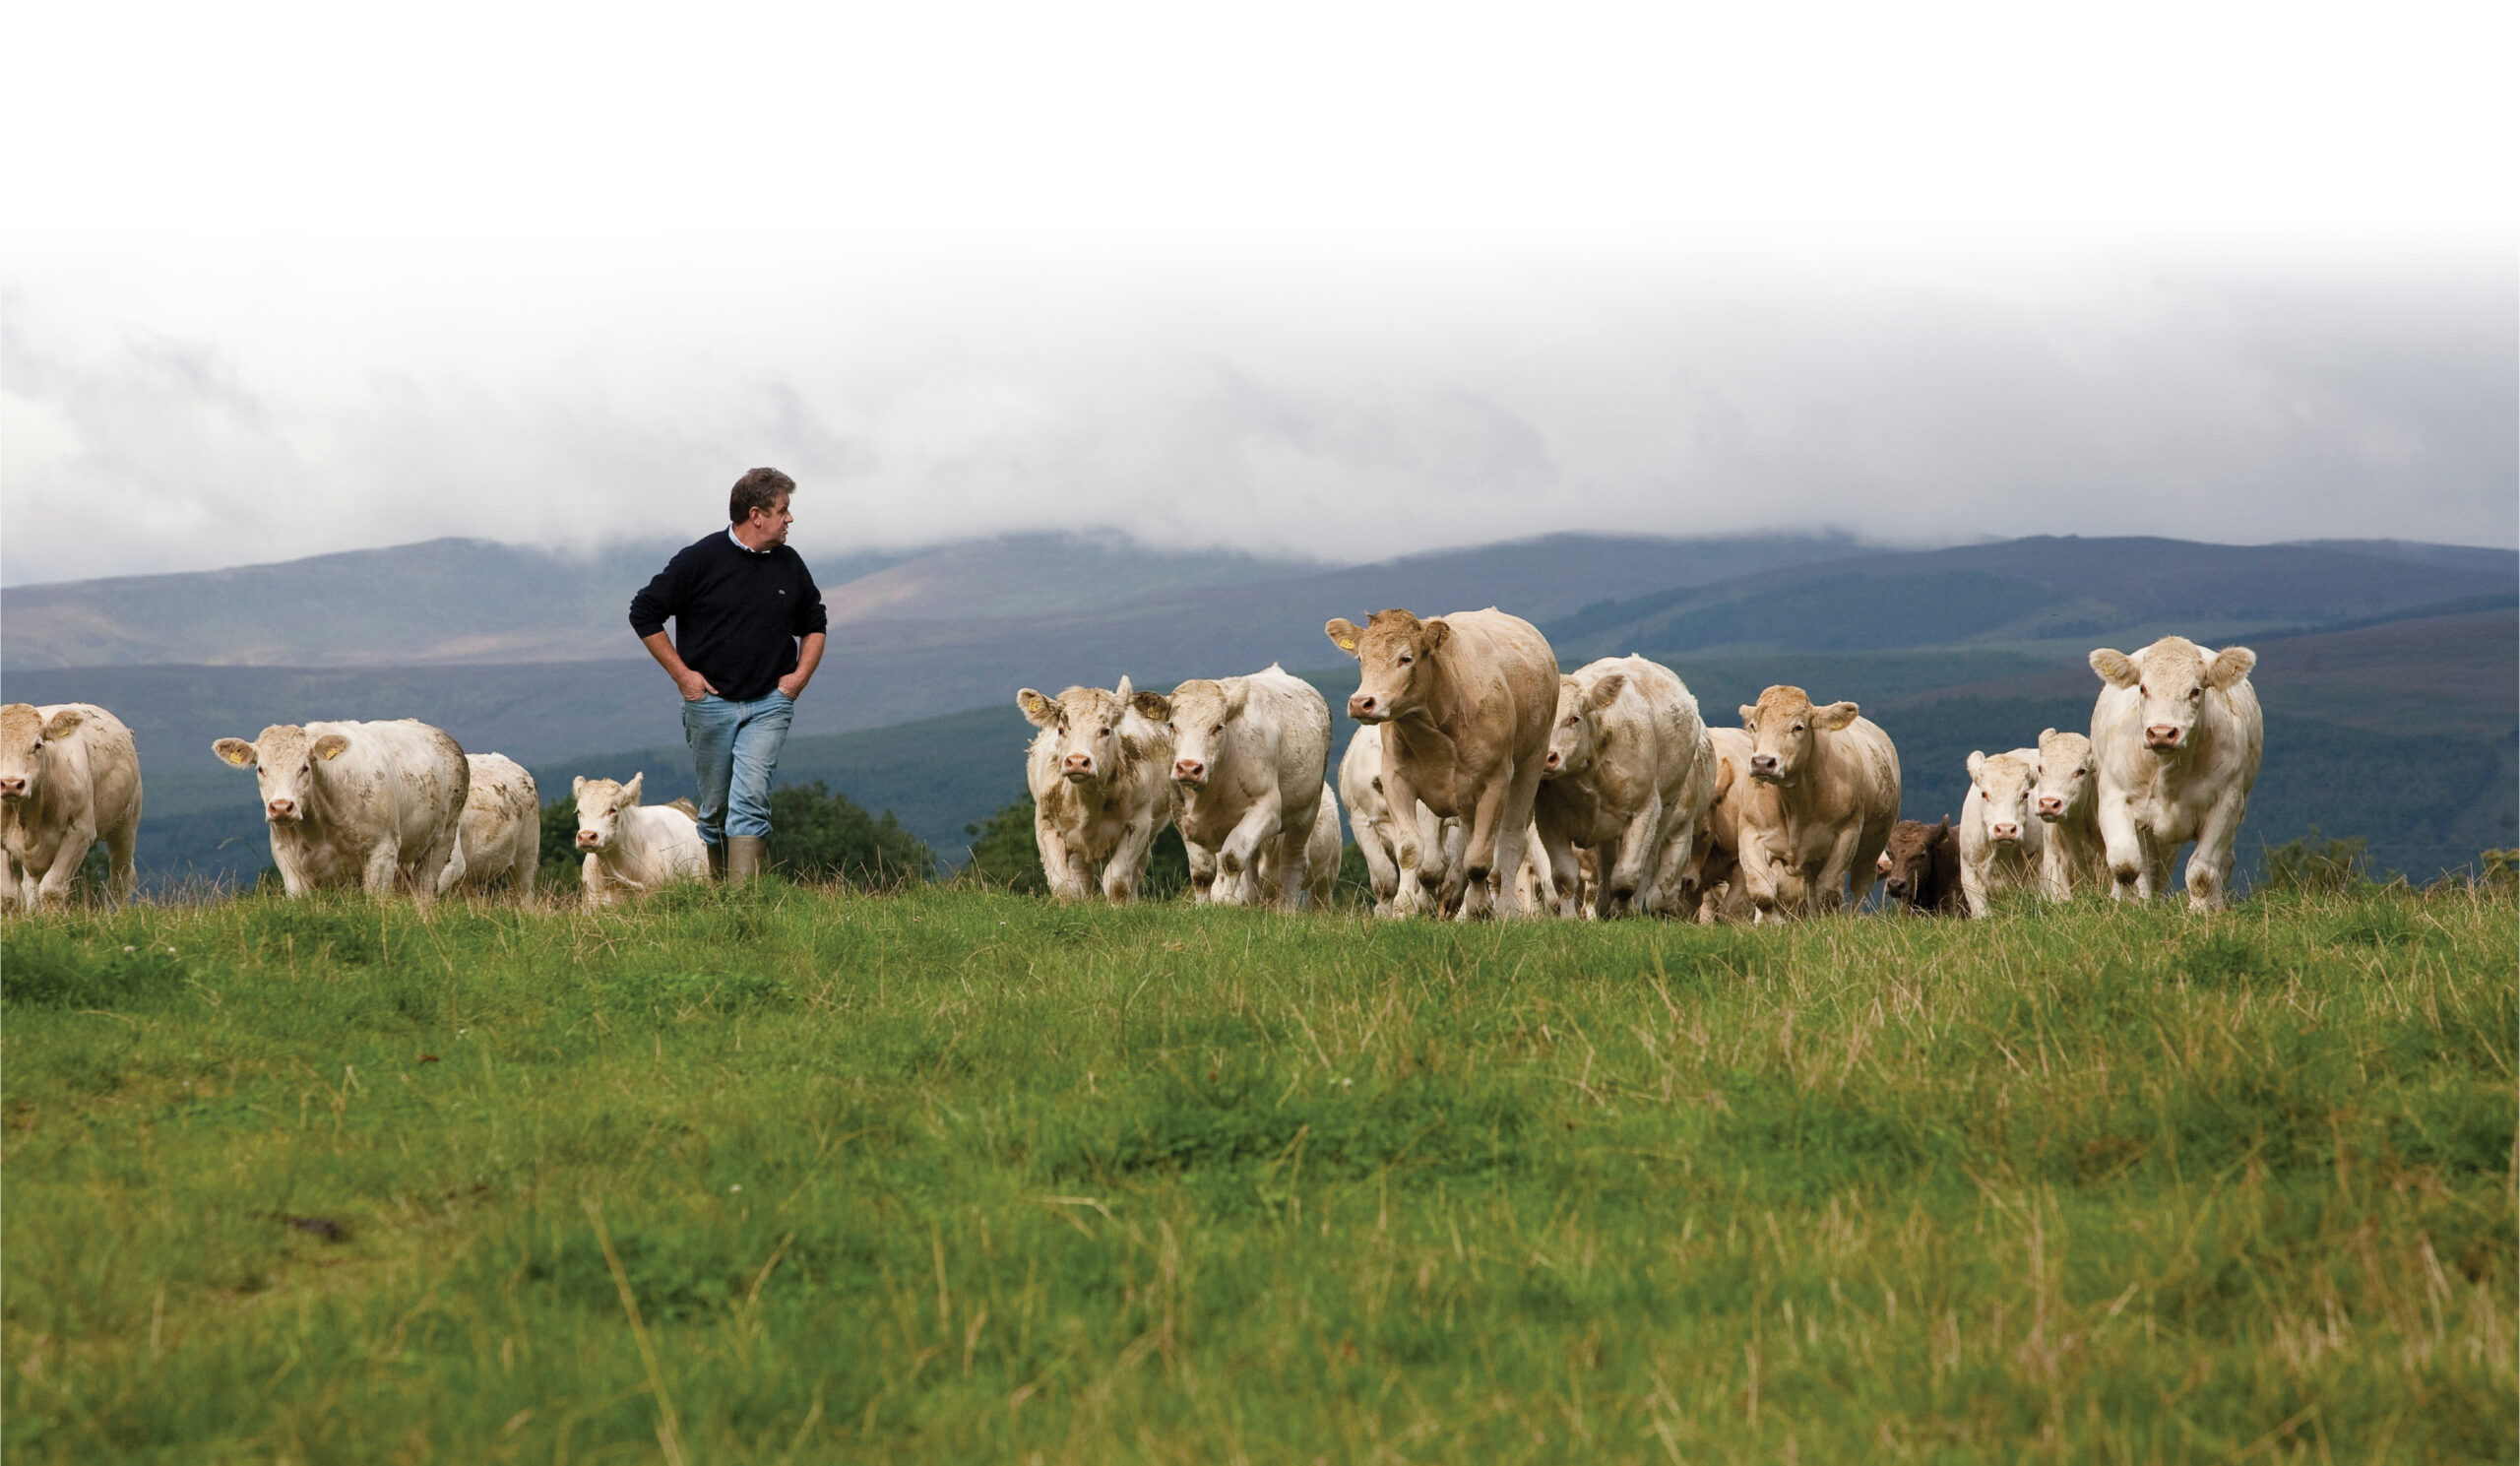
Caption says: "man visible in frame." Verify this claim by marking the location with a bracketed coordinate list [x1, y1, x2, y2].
[628, 467, 829, 880]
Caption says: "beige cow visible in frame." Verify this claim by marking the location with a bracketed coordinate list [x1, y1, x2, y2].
[573, 773, 707, 908]
[1018, 677, 1173, 904]
[2031, 728, 2109, 899]
[1338, 723, 1464, 917]
[0, 703, 142, 910]
[1737, 685, 1901, 915]
[1297, 783, 1342, 909]
[1134, 665, 1332, 910]
[453, 753, 540, 896]
[214, 720, 470, 899]
[1533, 656, 1718, 919]
[1959, 747, 2047, 919]
[1325, 607, 1557, 919]
[1688, 726, 1798, 922]
[2088, 637, 2262, 910]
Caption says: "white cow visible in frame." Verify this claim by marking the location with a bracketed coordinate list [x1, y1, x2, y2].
[214, 720, 470, 899]
[1959, 747, 2047, 919]
[2088, 637, 2263, 910]
[453, 753, 540, 896]
[1532, 656, 1718, 919]
[1338, 724, 1463, 916]
[1688, 727, 1798, 922]
[1736, 686, 1901, 917]
[0, 702, 142, 910]
[1017, 677, 1173, 904]
[2031, 728, 2109, 900]
[572, 773, 708, 908]
[1134, 665, 1332, 910]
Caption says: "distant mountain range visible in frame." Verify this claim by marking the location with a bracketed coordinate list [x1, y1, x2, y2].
[4, 530, 2510, 893]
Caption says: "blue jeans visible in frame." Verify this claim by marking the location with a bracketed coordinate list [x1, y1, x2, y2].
[681, 691, 795, 846]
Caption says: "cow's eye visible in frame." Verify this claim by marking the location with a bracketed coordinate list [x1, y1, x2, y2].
[1396, 654, 1412, 666]
[1098, 726, 1110, 736]
[2138, 684, 2147, 696]
[1165, 721, 1175, 733]
[1211, 724, 1224, 735]
[2188, 688, 2201, 700]
[1792, 724, 1804, 733]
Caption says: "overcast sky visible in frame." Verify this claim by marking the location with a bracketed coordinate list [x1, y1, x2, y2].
[4, 1, 2513, 587]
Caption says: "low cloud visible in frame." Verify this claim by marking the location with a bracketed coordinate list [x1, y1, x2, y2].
[3, 252, 2510, 587]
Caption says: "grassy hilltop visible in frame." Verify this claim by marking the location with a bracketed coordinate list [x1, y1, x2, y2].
[4, 885, 2512, 1462]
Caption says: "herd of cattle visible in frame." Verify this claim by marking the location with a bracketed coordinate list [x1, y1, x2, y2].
[1020, 607, 2264, 920]
[0, 606, 2263, 920]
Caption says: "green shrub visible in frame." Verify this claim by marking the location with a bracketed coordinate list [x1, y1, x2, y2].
[2260, 825, 2369, 893]
[765, 781, 934, 888]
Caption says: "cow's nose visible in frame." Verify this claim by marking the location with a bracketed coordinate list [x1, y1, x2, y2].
[0, 778, 24, 797]
[2145, 725, 2180, 748]
[1992, 822, 2020, 842]
[1062, 753, 1094, 776]
[1886, 877, 1909, 897]
[267, 798, 296, 820]
[1172, 759, 1205, 784]
[576, 832, 598, 847]
[2037, 797, 2063, 817]
[1750, 753, 1779, 775]
[1544, 750, 1561, 770]
[1348, 694, 1377, 720]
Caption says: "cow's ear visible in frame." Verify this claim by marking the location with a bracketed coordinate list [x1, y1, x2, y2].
[1325, 618, 1362, 655]
[311, 733, 350, 761]
[1584, 671, 1628, 713]
[1712, 759, 1734, 799]
[1222, 679, 1250, 718]
[1813, 701, 1859, 731]
[1113, 674, 1133, 702]
[623, 772, 644, 804]
[1418, 618, 1451, 655]
[40, 709, 84, 741]
[572, 775, 588, 796]
[1016, 689, 1058, 727]
[214, 737, 259, 769]
[2040, 727, 2058, 740]
[2208, 646, 2256, 689]
[2089, 649, 2139, 687]
[1737, 704, 1758, 727]
[1967, 750, 1986, 782]
[1130, 690, 1170, 722]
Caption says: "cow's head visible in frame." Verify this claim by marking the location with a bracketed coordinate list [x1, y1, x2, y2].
[571, 773, 643, 853]
[1326, 610, 1448, 724]
[214, 725, 351, 824]
[1134, 677, 1246, 790]
[1966, 750, 2035, 844]
[1017, 677, 1147, 785]
[2033, 727, 2096, 823]
[2090, 637, 2254, 754]
[1881, 816, 1955, 908]
[1545, 670, 1629, 778]
[0, 703, 81, 804]
[1738, 685, 1858, 786]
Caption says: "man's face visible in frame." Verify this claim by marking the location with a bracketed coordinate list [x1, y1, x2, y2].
[746, 497, 794, 545]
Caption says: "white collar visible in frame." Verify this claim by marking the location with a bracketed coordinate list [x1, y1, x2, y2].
[728, 525, 772, 555]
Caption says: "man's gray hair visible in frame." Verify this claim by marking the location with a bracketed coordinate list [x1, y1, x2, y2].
[729, 467, 796, 525]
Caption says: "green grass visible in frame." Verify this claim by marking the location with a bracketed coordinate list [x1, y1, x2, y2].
[4, 885, 2512, 1463]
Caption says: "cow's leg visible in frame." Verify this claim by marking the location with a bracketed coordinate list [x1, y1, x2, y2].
[1384, 769, 1434, 917]
[515, 827, 538, 899]
[1033, 815, 1094, 903]
[1481, 756, 1548, 921]
[1184, 839, 1220, 904]
[1535, 822, 1582, 919]
[30, 826, 91, 908]
[427, 826, 466, 902]
[2038, 835, 2074, 902]
[1810, 826, 1864, 916]
[1959, 848, 1993, 920]
[1645, 812, 1700, 917]
[1354, 812, 1399, 914]
[2096, 794, 2147, 902]
[0, 844, 19, 911]
[1603, 795, 1664, 917]
[1102, 814, 1161, 905]
[1217, 791, 1287, 904]
[1453, 775, 1514, 920]
[361, 837, 403, 897]
[102, 810, 140, 907]
[1845, 817, 1889, 913]
[2184, 791, 2250, 912]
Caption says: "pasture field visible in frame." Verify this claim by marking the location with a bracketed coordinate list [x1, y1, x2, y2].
[3, 885, 2512, 1463]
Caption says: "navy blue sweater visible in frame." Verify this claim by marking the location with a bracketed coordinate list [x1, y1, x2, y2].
[628, 532, 829, 702]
